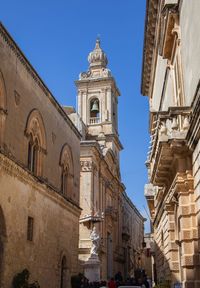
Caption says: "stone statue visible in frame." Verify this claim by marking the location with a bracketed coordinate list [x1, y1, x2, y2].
[90, 227, 100, 256]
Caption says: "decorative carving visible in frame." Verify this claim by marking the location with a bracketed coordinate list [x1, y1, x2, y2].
[160, 121, 167, 135]
[171, 117, 178, 130]
[102, 68, 111, 77]
[52, 132, 56, 144]
[30, 119, 40, 137]
[79, 71, 91, 80]
[80, 160, 93, 172]
[0, 108, 7, 116]
[90, 227, 100, 256]
[183, 116, 189, 130]
[14, 90, 21, 106]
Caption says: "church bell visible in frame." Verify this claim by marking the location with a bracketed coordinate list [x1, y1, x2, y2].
[91, 100, 99, 112]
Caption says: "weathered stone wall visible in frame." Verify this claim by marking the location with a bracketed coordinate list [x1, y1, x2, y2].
[142, 1, 200, 287]
[192, 139, 200, 284]
[0, 24, 81, 287]
[0, 154, 80, 288]
[0, 25, 80, 204]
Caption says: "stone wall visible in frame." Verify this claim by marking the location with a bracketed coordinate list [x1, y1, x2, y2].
[0, 23, 81, 287]
[142, 0, 200, 287]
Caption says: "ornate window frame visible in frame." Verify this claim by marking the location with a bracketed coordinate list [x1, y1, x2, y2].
[59, 144, 74, 198]
[0, 70, 7, 147]
[25, 109, 47, 176]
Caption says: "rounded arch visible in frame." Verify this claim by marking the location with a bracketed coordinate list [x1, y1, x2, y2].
[0, 70, 7, 146]
[25, 109, 47, 151]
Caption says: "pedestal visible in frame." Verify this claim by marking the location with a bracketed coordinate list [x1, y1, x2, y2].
[83, 255, 100, 282]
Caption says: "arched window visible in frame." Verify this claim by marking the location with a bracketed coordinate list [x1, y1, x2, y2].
[28, 135, 39, 174]
[60, 256, 67, 288]
[61, 166, 68, 195]
[60, 144, 74, 199]
[0, 71, 7, 146]
[90, 98, 100, 124]
[25, 110, 47, 176]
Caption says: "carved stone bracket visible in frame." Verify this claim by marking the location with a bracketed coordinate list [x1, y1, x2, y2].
[80, 160, 93, 172]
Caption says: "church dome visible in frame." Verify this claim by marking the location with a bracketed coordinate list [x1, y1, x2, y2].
[88, 38, 108, 68]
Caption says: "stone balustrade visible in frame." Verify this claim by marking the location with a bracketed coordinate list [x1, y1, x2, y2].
[89, 117, 100, 124]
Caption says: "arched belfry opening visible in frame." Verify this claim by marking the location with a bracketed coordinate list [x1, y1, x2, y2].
[90, 98, 100, 124]
[0, 206, 6, 286]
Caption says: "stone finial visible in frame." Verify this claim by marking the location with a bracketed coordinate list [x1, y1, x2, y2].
[88, 38, 108, 68]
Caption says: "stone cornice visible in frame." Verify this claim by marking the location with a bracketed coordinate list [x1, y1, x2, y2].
[75, 76, 121, 97]
[0, 22, 81, 140]
[141, 0, 159, 96]
[0, 150, 81, 215]
[122, 191, 146, 222]
[80, 140, 102, 157]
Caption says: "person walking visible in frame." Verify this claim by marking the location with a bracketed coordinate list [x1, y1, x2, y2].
[108, 278, 117, 288]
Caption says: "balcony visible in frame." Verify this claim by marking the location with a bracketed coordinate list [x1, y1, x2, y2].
[89, 117, 100, 124]
[79, 211, 104, 224]
[146, 107, 191, 186]
[144, 183, 157, 218]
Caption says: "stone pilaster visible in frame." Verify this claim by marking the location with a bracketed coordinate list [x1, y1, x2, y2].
[165, 203, 180, 284]
[174, 171, 199, 288]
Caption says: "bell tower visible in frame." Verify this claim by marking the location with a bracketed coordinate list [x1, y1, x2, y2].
[75, 39, 122, 157]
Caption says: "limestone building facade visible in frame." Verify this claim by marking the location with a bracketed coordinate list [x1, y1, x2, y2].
[0, 23, 81, 288]
[121, 192, 145, 278]
[142, 0, 200, 287]
[73, 39, 145, 280]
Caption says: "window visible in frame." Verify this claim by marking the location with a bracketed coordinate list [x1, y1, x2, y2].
[174, 54, 184, 106]
[25, 109, 47, 177]
[27, 216, 34, 241]
[60, 144, 74, 200]
[0, 70, 7, 146]
[61, 167, 68, 195]
[28, 135, 38, 174]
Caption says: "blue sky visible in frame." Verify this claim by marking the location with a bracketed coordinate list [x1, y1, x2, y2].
[0, 0, 150, 230]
